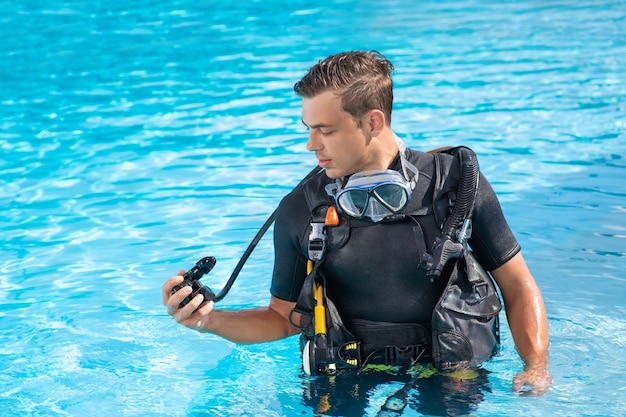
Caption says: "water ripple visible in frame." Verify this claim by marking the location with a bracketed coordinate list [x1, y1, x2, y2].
[1, 1, 625, 416]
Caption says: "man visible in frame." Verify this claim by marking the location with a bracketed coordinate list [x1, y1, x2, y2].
[162, 51, 553, 397]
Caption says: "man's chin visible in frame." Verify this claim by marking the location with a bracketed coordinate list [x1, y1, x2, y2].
[323, 167, 342, 179]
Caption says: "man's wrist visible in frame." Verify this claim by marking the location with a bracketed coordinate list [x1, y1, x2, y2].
[522, 354, 550, 371]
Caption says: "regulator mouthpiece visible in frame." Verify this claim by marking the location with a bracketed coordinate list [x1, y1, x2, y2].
[171, 256, 217, 310]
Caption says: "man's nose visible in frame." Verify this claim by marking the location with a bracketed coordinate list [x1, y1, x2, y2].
[306, 130, 320, 152]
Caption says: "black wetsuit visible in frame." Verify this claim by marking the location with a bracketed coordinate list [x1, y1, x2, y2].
[271, 148, 520, 328]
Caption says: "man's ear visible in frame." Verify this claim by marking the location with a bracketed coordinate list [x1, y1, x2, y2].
[365, 109, 386, 136]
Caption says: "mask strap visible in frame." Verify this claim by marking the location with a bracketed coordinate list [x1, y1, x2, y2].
[325, 182, 340, 197]
[394, 134, 419, 186]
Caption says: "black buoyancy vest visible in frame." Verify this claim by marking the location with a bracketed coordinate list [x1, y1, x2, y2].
[291, 147, 502, 373]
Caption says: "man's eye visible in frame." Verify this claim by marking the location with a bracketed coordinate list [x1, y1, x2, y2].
[320, 130, 334, 135]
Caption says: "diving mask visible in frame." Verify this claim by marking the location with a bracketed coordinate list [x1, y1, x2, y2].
[326, 169, 415, 222]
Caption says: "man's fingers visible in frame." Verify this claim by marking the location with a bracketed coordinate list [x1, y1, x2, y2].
[512, 371, 554, 396]
[174, 293, 205, 321]
[162, 275, 184, 305]
[166, 284, 193, 315]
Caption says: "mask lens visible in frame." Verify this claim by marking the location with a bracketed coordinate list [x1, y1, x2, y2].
[337, 189, 369, 217]
[332, 169, 414, 221]
[373, 184, 408, 211]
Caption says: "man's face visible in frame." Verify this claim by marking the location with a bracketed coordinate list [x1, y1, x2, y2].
[301, 91, 371, 179]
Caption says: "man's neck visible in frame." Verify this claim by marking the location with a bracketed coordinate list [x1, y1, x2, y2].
[369, 128, 400, 170]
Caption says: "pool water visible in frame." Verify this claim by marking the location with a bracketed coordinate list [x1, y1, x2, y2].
[1, 1, 625, 416]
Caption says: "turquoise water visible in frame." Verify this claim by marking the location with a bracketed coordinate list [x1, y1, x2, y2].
[1, 1, 625, 416]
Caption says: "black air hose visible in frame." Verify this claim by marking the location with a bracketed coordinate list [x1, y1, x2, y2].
[213, 165, 324, 302]
[441, 148, 479, 239]
[425, 147, 480, 279]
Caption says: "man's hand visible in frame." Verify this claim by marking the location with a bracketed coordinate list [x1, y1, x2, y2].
[512, 366, 554, 396]
[162, 270, 214, 332]
[162, 271, 298, 344]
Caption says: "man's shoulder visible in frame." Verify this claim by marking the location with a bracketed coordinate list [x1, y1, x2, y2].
[408, 145, 480, 190]
[404, 147, 458, 186]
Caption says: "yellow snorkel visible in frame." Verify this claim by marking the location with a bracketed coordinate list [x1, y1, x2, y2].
[310, 260, 328, 336]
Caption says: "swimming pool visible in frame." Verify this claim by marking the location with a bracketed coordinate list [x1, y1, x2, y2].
[1, 0, 625, 416]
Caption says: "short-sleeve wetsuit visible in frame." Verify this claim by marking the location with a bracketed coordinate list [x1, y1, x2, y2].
[270, 148, 520, 327]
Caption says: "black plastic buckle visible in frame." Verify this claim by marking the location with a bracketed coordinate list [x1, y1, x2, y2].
[308, 223, 327, 261]
[385, 345, 423, 365]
